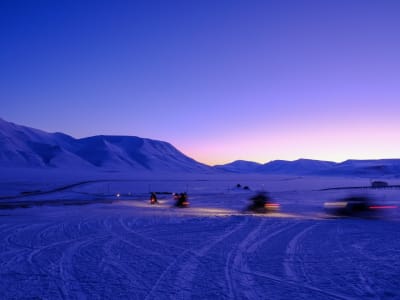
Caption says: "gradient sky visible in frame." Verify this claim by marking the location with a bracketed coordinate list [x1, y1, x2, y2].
[1, 0, 400, 165]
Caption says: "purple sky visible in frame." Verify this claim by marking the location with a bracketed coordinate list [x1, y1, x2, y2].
[1, 0, 400, 165]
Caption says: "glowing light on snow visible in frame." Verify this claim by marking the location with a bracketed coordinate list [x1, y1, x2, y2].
[324, 202, 347, 208]
[265, 203, 280, 211]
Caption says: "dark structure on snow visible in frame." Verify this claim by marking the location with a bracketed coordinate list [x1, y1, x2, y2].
[371, 181, 389, 188]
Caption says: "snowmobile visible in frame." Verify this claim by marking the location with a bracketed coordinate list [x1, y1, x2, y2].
[149, 192, 158, 205]
[174, 192, 189, 208]
[324, 195, 396, 217]
[246, 192, 280, 213]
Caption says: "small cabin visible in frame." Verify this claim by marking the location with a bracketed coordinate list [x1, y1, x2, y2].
[371, 181, 389, 188]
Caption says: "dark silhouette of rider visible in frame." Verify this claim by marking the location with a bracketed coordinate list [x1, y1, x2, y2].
[249, 192, 268, 209]
[175, 192, 188, 207]
[150, 192, 158, 204]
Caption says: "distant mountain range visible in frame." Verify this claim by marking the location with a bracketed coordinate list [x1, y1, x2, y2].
[215, 158, 400, 177]
[1, 118, 399, 177]
[0, 118, 212, 173]
[214, 159, 335, 174]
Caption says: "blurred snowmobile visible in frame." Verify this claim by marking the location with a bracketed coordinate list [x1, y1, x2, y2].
[149, 192, 158, 204]
[324, 195, 397, 217]
[246, 192, 280, 213]
[174, 192, 189, 208]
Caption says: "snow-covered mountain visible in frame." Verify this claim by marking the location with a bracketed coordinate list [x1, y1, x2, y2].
[214, 160, 263, 173]
[2, 118, 399, 177]
[217, 158, 400, 177]
[321, 159, 400, 177]
[0, 118, 213, 173]
[258, 159, 337, 175]
[215, 159, 336, 174]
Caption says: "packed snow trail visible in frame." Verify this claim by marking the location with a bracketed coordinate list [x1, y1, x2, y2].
[0, 203, 399, 299]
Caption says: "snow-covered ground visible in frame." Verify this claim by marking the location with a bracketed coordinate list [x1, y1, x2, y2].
[1, 171, 399, 299]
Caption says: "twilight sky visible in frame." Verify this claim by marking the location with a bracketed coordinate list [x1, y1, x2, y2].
[1, 0, 400, 165]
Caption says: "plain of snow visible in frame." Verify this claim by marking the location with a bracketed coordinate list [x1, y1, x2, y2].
[0, 170, 399, 299]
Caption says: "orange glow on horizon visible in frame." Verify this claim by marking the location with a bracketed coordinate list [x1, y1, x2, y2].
[181, 122, 400, 166]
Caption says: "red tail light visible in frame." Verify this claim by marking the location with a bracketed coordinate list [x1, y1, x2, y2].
[369, 205, 397, 209]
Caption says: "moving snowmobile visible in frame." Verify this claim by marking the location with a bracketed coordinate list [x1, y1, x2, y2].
[324, 195, 396, 217]
[149, 192, 158, 204]
[246, 192, 280, 213]
[174, 192, 189, 208]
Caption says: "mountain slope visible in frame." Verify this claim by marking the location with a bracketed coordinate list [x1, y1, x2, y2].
[2, 118, 399, 177]
[258, 159, 337, 175]
[0, 118, 90, 168]
[214, 160, 263, 173]
[322, 159, 400, 177]
[0, 118, 213, 173]
[216, 158, 400, 177]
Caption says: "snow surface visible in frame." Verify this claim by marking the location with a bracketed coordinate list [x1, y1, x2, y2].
[1, 171, 400, 299]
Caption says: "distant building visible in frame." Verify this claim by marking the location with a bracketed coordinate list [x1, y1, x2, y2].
[371, 181, 389, 188]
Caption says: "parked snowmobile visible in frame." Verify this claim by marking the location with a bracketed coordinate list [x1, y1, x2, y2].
[246, 192, 280, 213]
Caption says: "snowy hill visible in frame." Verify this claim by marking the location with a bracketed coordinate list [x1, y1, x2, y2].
[0, 118, 213, 173]
[322, 159, 400, 177]
[217, 158, 400, 177]
[2, 118, 400, 177]
[259, 159, 337, 175]
[214, 159, 337, 175]
[214, 160, 263, 173]
[0, 118, 88, 168]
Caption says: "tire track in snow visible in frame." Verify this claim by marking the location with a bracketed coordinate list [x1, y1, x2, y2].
[333, 224, 364, 295]
[224, 219, 268, 299]
[98, 236, 150, 292]
[3, 224, 45, 250]
[0, 224, 29, 253]
[144, 217, 248, 300]
[175, 217, 250, 300]
[27, 233, 84, 278]
[0, 223, 63, 291]
[100, 217, 179, 294]
[227, 221, 301, 299]
[166, 219, 303, 299]
[3, 220, 105, 300]
[103, 216, 179, 258]
[284, 223, 317, 282]
[240, 269, 357, 300]
[174, 219, 301, 299]
[58, 235, 109, 300]
[117, 216, 187, 254]
[346, 224, 400, 299]
[334, 224, 379, 299]
[236, 221, 351, 299]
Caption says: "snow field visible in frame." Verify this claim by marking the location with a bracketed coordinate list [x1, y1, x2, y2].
[0, 175, 400, 299]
